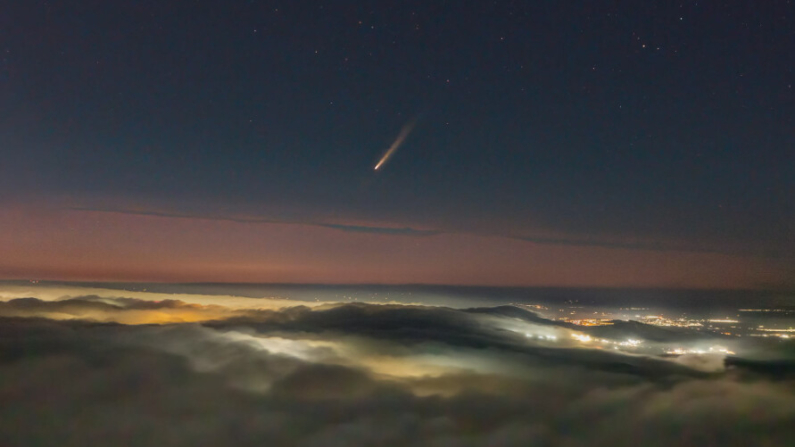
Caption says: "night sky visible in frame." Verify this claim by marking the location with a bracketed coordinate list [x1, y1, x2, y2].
[1, 1, 793, 287]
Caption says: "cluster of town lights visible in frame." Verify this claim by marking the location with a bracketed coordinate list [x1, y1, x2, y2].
[665, 346, 736, 355]
[569, 333, 643, 348]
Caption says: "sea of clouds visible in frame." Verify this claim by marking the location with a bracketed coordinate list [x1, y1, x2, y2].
[1, 289, 794, 446]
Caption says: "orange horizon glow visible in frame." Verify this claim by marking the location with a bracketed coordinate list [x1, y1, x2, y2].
[0, 204, 790, 289]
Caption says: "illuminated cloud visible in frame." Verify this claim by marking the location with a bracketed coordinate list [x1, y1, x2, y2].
[1, 288, 795, 446]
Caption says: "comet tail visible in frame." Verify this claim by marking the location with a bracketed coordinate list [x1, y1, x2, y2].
[374, 118, 417, 170]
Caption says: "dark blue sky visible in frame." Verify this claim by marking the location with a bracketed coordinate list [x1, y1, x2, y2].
[1, 1, 793, 285]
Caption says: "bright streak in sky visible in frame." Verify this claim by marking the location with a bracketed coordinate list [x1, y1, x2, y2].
[374, 118, 417, 171]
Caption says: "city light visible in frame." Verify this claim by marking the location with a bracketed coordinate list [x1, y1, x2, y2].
[572, 334, 593, 343]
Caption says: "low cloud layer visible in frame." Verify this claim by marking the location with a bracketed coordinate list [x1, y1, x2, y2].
[2, 293, 794, 446]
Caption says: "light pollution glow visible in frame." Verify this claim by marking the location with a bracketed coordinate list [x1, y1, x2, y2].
[4, 285, 795, 446]
[0, 289, 736, 377]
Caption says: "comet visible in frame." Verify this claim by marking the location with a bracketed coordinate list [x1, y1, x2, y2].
[374, 118, 417, 171]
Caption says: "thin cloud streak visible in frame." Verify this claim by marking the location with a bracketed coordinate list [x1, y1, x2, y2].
[66, 207, 438, 237]
[65, 206, 778, 257]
